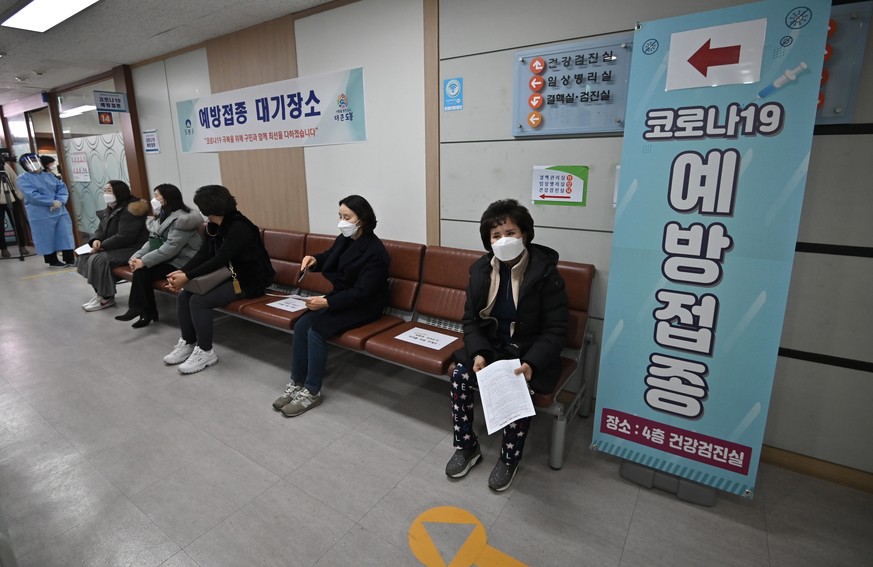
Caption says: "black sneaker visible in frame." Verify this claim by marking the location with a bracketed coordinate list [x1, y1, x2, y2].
[47, 261, 66, 268]
[488, 460, 519, 492]
[445, 444, 481, 478]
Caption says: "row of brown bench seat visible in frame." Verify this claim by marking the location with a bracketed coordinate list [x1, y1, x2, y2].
[112, 228, 595, 469]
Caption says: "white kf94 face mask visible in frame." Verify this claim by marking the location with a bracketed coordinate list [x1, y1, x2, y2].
[338, 219, 358, 237]
[491, 236, 525, 262]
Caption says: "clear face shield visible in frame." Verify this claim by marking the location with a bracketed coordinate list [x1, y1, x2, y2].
[20, 155, 42, 173]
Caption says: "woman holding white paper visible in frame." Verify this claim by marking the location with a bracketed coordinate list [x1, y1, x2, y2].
[446, 199, 568, 491]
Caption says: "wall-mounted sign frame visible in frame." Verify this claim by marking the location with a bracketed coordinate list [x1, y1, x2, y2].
[512, 31, 633, 137]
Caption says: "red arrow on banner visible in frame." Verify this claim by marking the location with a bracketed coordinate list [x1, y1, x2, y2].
[540, 194, 572, 199]
[687, 39, 741, 77]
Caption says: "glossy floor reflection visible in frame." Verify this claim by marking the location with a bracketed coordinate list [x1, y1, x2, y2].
[1, 258, 871, 566]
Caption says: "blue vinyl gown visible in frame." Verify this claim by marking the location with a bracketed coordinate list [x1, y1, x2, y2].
[17, 171, 75, 255]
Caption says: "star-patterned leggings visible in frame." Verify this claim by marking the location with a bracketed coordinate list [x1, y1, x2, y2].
[451, 363, 533, 465]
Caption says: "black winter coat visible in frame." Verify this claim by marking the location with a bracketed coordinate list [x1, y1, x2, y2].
[307, 231, 390, 338]
[452, 243, 569, 393]
[181, 211, 274, 298]
[89, 199, 149, 251]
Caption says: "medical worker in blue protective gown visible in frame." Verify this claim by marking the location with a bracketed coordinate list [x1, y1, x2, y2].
[16, 153, 75, 267]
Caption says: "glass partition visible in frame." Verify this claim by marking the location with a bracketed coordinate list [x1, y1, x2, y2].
[56, 77, 129, 235]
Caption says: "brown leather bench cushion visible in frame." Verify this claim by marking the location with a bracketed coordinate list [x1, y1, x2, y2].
[263, 229, 306, 287]
[363, 246, 480, 375]
[329, 239, 425, 350]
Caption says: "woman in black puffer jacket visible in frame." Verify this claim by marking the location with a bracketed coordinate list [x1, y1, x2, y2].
[445, 199, 568, 492]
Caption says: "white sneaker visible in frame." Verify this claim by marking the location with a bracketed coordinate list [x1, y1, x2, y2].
[163, 338, 195, 365]
[178, 347, 218, 374]
[82, 294, 101, 309]
[83, 296, 115, 312]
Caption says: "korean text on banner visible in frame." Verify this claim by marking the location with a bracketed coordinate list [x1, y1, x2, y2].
[176, 68, 366, 153]
[592, 0, 829, 498]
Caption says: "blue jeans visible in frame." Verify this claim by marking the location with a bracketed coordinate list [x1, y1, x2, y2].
[291, 310, 328, 394]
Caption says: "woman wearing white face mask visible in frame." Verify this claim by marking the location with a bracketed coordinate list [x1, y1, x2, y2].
[445, 198, 569, 492]
[117, 184, 202, 327]
[77, 180, 149, 311]
[273, 194, 390, 417]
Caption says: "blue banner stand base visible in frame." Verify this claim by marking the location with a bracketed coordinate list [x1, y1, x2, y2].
[619, 460, 717, 507]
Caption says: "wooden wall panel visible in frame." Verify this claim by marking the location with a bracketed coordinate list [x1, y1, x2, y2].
[206, 15, 309, 231]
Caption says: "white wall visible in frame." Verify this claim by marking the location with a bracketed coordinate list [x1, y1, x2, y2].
[132, 48, 222, 204]
[440, 0, 873, 473]
[294, 0, 426, 241]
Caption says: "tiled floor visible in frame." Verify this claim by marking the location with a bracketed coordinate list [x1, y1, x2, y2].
[1, 257, 872, 566]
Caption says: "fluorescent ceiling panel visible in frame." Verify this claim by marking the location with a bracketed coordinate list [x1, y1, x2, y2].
[2, 0, 101, 33]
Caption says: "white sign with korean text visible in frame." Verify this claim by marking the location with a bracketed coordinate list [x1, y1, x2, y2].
[267, 296, 308, 313]
[394, 327, 458, 351]
[176, 68, 366, 153]
[70, 152, 90, 182]
[142, 129, 160, 154]
[94, 90, 129, 113]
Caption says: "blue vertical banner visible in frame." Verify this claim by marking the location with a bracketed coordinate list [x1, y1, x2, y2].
[593, 0, 829, 498]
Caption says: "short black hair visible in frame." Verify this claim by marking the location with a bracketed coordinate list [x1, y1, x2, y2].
[194, 185, 237, 216]
[154, 184, 190, 213]
[339, 194, 377, 233]
[478, 199, 535, 251]
[108, 180, 131, 203]
[39, 155, 56, 167]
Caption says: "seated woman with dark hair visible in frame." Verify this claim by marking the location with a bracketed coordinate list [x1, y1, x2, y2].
[115, 184, 203, 328]
[78, 180, 149, 311]
[273, 194, 390, 417]
[445, 198, 568, 492]
[164, 185, 274, 374]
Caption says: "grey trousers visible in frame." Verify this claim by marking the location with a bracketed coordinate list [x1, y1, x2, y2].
[76, 248, 137, 298]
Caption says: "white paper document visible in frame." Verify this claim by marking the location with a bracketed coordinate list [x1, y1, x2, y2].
[266, 295, 308, 312]
[394, 327, 457, 350]
[475, 359, 536, 435]
[74, 243, 93, 255]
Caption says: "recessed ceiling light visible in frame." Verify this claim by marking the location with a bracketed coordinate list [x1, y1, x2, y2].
[2, 0, 102, 33]
[58, 104, 96, 118]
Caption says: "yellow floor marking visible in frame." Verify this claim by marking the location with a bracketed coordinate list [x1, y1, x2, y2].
[21, 268, 75, 279]
[408, 506, 527, 567]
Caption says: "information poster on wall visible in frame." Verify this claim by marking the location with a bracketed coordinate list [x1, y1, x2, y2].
[531, 165, 588, 206]
[592, 0, 829, 497]
[176, 68, 366, 153]
[69, 152, 90, 183]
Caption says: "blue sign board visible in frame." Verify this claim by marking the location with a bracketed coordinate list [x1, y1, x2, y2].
[593, 0, 830, 497]
[444, 78, 463, 111]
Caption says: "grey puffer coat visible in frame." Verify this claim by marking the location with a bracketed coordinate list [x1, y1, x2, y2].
[130, 209, 203, 269]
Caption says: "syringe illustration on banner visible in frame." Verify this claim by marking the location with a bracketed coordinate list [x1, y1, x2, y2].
[754, 62, 808, 100]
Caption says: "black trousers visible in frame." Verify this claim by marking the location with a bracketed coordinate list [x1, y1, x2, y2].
[128, 262, 176, 316]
